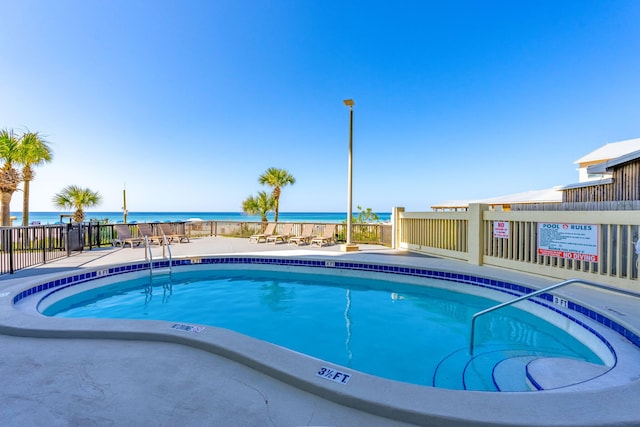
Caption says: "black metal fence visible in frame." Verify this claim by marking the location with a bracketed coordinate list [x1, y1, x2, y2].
[0, 225, 67, 274]
[0, 221, 391, 276]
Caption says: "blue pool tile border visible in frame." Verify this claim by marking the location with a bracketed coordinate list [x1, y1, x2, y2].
[13, 255, 639, 351]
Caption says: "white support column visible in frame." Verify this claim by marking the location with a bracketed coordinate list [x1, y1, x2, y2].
[468, 203, 488, 265]
[392, 206, 405, 249]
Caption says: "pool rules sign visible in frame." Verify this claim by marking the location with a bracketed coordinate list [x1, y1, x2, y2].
[537, 223, 599, 262]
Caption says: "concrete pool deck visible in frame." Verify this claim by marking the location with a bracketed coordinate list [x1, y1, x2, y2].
[1, 236, 639, 426]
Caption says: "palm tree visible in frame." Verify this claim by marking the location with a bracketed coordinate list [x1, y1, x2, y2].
[258, 167, 295, 222]
[18, 131, 53, 226]
[52, 185, 102, 223]
[242, 191, 275, 222]
[0, 129, 22, 226]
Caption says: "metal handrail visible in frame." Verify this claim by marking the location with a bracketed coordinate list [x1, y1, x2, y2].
[144, 236, 153, 278]
[469, 278, 640, 356]
[162, 234, 173, 278]
[146, 235, 173, 280]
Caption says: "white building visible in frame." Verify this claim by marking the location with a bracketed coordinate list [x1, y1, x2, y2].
[431, 137, 640, 211]
[574, 138, 640, 183]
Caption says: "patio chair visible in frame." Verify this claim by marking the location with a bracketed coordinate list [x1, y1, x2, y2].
[136, 223, 164, 245]
[249, 222, 277, 243]
[288, 223, 315, 246]
[113, 224, 145, 248]
[310, 224, 337, 247]
[158, 222, 190, 243]
[266, 223, 294, 244]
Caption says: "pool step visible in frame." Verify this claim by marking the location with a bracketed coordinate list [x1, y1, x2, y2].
[432, 349, 472, 390]
[433, 347, 542, 391]
[463, 351, 508, 391]
[492, 356, 539, 391]
[525, 358, 609, 390]
[432, 348, 504, 391]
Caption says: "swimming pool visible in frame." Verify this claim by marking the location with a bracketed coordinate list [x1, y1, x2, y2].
[41, 269, 611, 391]
[6, 253, 640, 426]
[40, 268, 608, 391]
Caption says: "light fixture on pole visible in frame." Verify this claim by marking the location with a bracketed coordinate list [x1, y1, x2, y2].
[341, 99, 358, 252]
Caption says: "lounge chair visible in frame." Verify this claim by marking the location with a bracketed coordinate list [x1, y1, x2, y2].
[158, 222, 190, 243]
[266, 223, 294, 244]
[113, 224, 145, 248]
[249, 222, 277, 243]
[310, 224, 337, 247]
[137, 223, 164, 245]
[288, 223, 315, 246]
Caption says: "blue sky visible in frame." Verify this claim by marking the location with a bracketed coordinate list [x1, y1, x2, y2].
[2, 0, 639, 213]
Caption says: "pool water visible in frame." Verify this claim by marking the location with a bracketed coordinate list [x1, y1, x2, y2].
[42, 270, 604, 391]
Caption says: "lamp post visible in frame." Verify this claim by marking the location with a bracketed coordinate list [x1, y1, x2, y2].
[341, 99, 358, 252]
[122, 186, 128, 224]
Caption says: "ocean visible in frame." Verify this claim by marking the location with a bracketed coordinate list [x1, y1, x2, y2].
[11, 211, 392, 225]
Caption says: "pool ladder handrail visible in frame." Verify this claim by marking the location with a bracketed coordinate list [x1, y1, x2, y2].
[144, 235, 173, 279]
[469, 278, 640, 356]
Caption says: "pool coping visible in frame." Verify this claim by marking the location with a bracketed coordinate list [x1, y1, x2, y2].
[2, 252, 640, 426]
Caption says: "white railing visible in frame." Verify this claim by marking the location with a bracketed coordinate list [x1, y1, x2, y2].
[394, 205, 640, 292]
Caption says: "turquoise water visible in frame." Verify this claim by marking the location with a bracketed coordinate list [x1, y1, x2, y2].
[43, 270, 603, 391]
[12, 211, 391, 225]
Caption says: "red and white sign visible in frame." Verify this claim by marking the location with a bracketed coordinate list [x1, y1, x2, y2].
[537, 223, 599, 262]
[493, 221, 509, 239]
